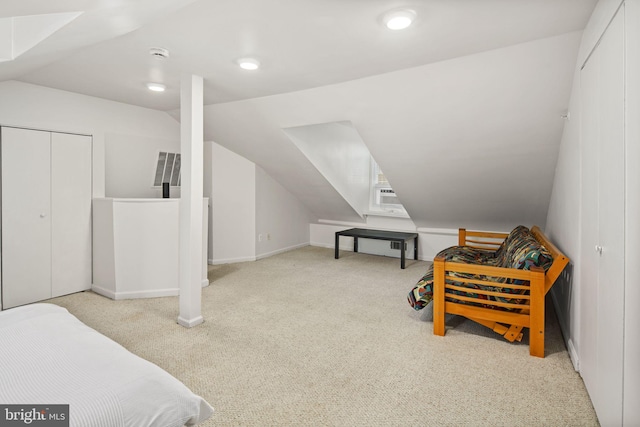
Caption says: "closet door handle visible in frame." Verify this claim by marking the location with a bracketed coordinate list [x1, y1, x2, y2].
[40, 213, 47, 218]
[595, 245, 603, 254]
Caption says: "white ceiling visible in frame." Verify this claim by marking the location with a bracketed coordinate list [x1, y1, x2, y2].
[3, 0, 595, 111]
[202, 30, 584, 228]
[0, 0, 598, 230]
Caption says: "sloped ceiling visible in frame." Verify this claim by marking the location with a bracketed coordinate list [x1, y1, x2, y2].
[283, 121, 371, 219]
[202, 32, 581, 230]
[0, 12, 83, 62]
[8, 0, 595, 110]
[0, 0, 596, 230]
[0, 0, 199, 83]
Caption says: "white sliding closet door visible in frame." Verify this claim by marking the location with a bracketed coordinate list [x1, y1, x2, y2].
[580, 6, 625, 426]
[596, 8, 626, 426]
[1, 127, 52, 308]
[1, 127, 92, 309]
[51, 132, 92, 297]
[579, 42, 599, 406]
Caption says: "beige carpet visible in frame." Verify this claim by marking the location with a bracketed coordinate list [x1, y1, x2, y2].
[48, 246, 598, 426]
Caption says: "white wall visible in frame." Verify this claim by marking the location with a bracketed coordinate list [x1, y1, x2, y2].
[544, 67, 583, 366]
[255, 166, 316, 259]
[546, 0, 640, 424]
[205, 141, 317, 264]
[207, 141, 256, 264]
[0, 80, 180, 198]
[203, 139, 213, 253]
[310, 218, 464, 262]
[105, 133, 180, 198]
[546, 0, 625, 370]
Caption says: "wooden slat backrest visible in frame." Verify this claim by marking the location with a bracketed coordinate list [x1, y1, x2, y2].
[458, 225, 569, 295]
[458, 228, 508, 250]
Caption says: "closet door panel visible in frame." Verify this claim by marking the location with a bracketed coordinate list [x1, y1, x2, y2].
[595, 9, 625, 425]
[579, 44, 600, 402]
[579, 8, 625, 426]
[624, 2, 640, 424]
[51, 132, 92, 297]
[1, 127, 52, 309]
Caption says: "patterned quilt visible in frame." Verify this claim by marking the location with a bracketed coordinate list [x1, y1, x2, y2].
[408, 226, 553, 311]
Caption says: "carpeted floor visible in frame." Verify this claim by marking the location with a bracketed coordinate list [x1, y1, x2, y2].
[48, 246, 599, 426]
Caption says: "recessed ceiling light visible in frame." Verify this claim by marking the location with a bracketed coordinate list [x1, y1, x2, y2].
[146, 82, 166, 92]
[237, 57, 260, 70]
[383, 9, 416, 30]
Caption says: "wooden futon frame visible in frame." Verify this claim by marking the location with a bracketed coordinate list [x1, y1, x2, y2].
[432, 226, 569, 358]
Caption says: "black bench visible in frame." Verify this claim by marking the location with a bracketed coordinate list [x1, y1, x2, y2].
[334, 228, 418, 269]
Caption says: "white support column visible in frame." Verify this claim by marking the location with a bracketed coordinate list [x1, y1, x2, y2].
[178, 74, 204, 328]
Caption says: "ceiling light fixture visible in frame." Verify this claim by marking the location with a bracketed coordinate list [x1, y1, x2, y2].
[383, 9, 416, 30]
[237, 57, 260, 70]
[146, 82, 166, 92]
[149, 47, 170, 59]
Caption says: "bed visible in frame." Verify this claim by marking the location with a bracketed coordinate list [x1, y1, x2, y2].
[0, 303, 214, 426]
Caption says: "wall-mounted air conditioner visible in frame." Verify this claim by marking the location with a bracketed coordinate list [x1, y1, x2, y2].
[376, 188, 402, 208]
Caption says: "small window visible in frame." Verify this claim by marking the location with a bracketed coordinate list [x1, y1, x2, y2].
[370, 158, 406, 214]
[153, 151, 181, 187]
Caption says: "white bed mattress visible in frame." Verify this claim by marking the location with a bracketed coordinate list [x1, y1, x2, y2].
[0, 303, 214, 427]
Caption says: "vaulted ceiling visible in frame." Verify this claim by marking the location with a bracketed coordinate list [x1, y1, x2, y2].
[1, 0, 598, 230]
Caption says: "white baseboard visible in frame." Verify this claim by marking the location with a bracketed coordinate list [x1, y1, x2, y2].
[310, 240, 433, 262]
[91, 285, 116, 299]
[551, 290, 579, 371]
[208, 243, 310, 265]
[92, 285, 179, 300]
[256, 242, 309, 260]
[567, 338, 579, 372]
[317, 219, 367, 227]
[208, 255, 257, 265]
[415, 227, 459, 235]
[202, 278, 210, 288]
[310, 241, 350, 250]
[177, 315, 204, 328]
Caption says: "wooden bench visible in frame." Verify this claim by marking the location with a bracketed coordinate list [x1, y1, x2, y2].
[335, 228, 418, 269]
[429, 226, 569, 357]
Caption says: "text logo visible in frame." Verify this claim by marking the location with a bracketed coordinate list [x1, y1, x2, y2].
[0, 405, 68, 427]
